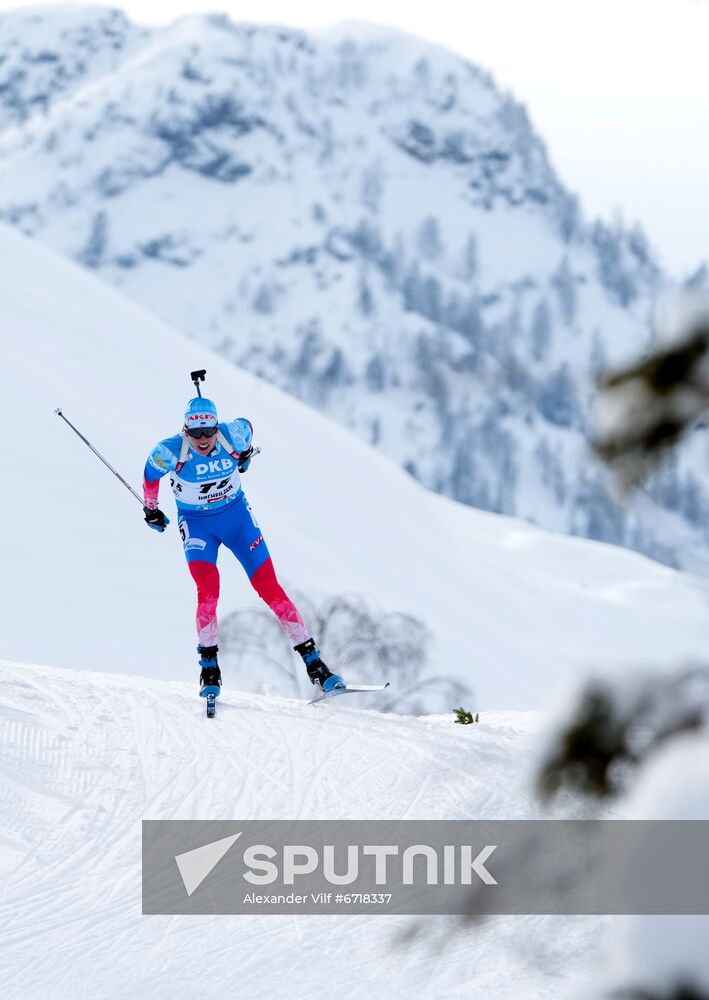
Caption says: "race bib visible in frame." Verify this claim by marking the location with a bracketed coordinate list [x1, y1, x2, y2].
[169, 467, 241, 507]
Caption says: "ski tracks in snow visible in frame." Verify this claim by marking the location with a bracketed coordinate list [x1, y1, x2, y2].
[1, 662, 595, 999]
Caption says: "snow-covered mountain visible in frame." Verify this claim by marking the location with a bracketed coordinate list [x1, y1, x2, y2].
[0, 5, 147, 131]
[3, 220, 709, 711]
[1, 6, 708, 570]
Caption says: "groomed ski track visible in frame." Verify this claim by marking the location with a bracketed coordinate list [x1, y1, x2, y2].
[0, 661, 601, 1000]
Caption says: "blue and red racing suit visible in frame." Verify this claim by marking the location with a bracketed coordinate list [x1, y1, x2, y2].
[143, 418, 308, 648]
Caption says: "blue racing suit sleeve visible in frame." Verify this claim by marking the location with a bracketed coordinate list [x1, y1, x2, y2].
[143, 437, 180, 507]
[222, 418, 254, 472]
[223, 418, 253, 455]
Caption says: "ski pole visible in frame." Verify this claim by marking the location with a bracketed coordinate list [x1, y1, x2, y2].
[54, 407, 144, 506]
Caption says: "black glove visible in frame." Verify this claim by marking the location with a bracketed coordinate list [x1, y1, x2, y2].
[238, 445, 254, 473]
[144, 506, 170, 532]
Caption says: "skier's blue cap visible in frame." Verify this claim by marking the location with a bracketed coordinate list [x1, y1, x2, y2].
[184, 396, 218, 429]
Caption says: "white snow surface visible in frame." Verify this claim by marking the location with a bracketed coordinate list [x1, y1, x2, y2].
[2, 222, 709, 709]
[0, 660, 604, 1000]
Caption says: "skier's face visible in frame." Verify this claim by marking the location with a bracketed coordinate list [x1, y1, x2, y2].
[186, 426, 218, 456]
[194, 435, 216, 455]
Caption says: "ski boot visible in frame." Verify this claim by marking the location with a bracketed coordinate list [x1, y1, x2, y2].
[198, 644, 222, 698]
[294, 638, 345, 693]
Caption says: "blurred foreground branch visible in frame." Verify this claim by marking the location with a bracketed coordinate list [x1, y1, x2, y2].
[537, 666, 709, 799]
[592, 312, 709, 489]
[613, 983, 709, 1000]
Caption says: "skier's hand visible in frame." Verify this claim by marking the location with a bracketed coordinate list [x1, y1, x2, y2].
[144, 506, 170, 532]
[237, 445, 254, 473]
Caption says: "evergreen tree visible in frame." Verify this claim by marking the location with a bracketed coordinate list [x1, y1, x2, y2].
[531, 299, 552, 361]
[418, 216, 443, 261]
[552, 256, 577, 327]
[460, 233, 478, 280]
[538, 363, 578, 428]
[79, 211, 108, 269]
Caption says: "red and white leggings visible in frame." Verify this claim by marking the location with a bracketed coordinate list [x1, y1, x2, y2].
[188, 557, 309, 648]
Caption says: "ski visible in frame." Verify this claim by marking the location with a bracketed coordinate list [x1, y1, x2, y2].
[201, 683, 220, 719]
[309, 682, 390, 706]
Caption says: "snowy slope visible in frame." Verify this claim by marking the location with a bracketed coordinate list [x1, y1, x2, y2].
[1, 7, 708, 569]
[2, 220, 709, 711]
[0, 661, 604, 1000]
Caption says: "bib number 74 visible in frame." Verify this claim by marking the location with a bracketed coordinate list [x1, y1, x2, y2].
[199, 478, 231, 495]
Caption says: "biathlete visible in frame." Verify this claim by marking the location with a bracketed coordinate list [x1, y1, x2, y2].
[142, 391, 344, 701]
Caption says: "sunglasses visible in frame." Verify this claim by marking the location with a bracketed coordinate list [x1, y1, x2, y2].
[186, 425, 218, 440]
